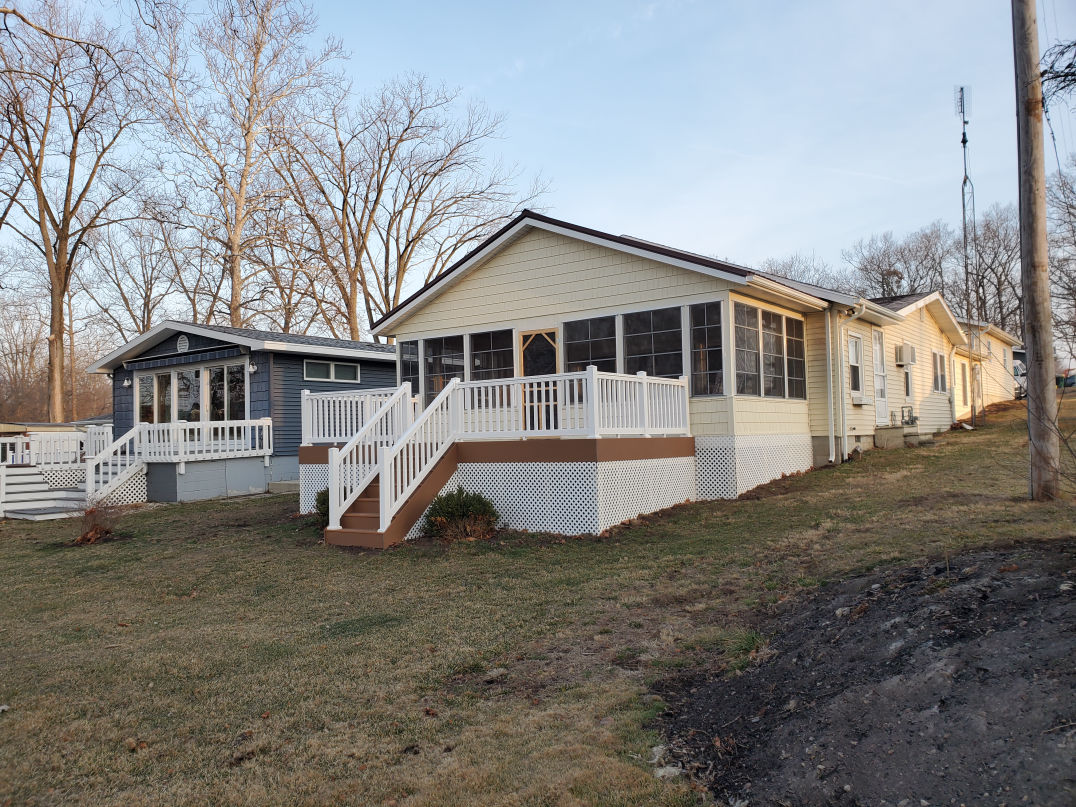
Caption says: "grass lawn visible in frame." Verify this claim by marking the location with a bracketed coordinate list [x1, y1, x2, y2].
[0, 401, 1072, 807]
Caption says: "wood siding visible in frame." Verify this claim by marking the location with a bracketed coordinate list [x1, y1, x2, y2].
[879, 308, 954, 434]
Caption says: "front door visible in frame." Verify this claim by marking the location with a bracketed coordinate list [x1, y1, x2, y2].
[520, 330, 558, 430]
[873, 330, 889, 426]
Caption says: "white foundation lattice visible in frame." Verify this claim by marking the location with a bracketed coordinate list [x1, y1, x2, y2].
[101, 471, 147, 507]
[695, 434, 814, 499]
[299, 464, 328, 514]
[40, 467, 85, 489]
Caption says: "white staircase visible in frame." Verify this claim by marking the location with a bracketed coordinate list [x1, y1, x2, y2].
[0, 466, 87, 520]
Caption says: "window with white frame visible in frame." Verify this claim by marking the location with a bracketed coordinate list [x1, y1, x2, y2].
[689, 302, 723, 396]
[136, 361, 247, 424]
[932, 351, 948, 393]
[304, 360, 360, 383]
[785, 317, 806, 399]
[734, 302, 761, 395]
[904, 367, 912, 399]
[564, 316, 616, 373]
[848, 335, 863, 394]
[761, 310, 786, 397]
[399, 340, 419, 391]
[624, 307, 683, 378]
[470, 330, 514, 380]
[960, 362, 968, 406]
[423, 335, 464, 402]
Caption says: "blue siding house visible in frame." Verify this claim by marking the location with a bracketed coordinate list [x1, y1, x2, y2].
[88, 322, 396, 494]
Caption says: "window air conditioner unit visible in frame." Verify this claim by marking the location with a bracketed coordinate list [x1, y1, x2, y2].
[895, 342, 917, 366]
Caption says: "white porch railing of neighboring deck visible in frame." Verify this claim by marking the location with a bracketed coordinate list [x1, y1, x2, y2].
[0, 431, 92, 467]
[85, 418, 273, 505]
[325, 367, 690, 533]
[301, 387, 420, 445]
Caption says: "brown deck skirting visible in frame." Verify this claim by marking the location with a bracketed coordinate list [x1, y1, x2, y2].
[303, 437, 695, 466]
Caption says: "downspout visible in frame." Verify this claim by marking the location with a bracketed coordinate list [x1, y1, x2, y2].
[948, 342, 958, 423]
[825, 308, 835, 463]
[837, 302, 868, 461]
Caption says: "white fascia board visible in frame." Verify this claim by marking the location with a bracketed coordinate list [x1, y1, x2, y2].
[372, 219, 752, 336]
[743, 276, 828, 310]
[259, 341, 395, 362]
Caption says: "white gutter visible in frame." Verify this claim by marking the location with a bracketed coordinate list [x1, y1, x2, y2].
[948, 343, 958, 423]
[825, 308, 835, 463]
[837, 302, 868, 461]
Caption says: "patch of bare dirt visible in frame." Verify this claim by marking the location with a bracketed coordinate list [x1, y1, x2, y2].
[654, 540, 1076, 806]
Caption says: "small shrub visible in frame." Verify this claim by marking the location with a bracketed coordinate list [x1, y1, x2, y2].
[75, 504, 122, 545]
[421, 486, 500, 542]
[314, 488, 330, 528]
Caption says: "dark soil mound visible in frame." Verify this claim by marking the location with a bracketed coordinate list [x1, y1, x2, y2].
[654, 540, 1076, 806]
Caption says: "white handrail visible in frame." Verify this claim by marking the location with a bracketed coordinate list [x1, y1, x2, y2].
[86, 426, 144, 505]
[379, 379, 460, 531]
[302, 387, 400, 445]
[327, 383, 413, 530]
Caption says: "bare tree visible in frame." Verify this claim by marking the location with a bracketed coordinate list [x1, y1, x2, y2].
[972, 204, 1023, 335]
[0, 1, 146, 421]
[841, 222, 958, 298]
[138, 0, 340, 327]
[758, 252, 853, 292]
[1048, 157, 1076, 357]
[275, 75, 542, 341]
[75, 216, 181, 341]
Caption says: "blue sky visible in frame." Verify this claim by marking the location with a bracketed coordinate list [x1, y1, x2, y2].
[319, 0, 1076, 270]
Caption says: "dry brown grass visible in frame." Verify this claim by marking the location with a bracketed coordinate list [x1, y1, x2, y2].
[0, 400, 1072, 806]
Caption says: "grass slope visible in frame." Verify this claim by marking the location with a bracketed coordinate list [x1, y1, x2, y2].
[0, 401, 1071, 806]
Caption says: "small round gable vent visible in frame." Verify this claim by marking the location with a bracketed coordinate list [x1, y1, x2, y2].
[177, 335, 189, 352]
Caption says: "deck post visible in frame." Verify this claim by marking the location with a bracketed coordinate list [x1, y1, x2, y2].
[327, 446, 341, 530]
[379, 447, 392, 532]
[637, 371, 651, 437]
[401, 382, 413, 429]
[679, 375, 690, 435]
[300, 389, 312, 446]
[586, 365, 601, 438]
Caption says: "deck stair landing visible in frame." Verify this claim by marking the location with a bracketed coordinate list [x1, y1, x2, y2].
[1, 466, 87, 520]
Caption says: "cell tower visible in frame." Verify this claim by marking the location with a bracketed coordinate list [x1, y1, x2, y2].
[955, 86, 982, 425]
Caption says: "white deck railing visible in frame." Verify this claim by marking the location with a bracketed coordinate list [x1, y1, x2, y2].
[1, 431, 91, 467]
[327, 384, 414, 529]
[302, 387, 411, 445]
[324, 368, 690, 534]
[86, 418, 274, 505]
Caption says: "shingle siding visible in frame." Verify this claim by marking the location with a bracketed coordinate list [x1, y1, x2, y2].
[113, 367, 134, 435]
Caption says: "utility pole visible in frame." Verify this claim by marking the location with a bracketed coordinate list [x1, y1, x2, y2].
[1011, 0, 1059, 500]
[957, 86, 980, 426]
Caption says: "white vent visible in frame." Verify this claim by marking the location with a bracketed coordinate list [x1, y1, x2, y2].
[895, 342, 917, 366]
[177, 335, 189, 352]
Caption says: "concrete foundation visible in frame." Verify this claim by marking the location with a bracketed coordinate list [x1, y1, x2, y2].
[146, 457, 270, 502]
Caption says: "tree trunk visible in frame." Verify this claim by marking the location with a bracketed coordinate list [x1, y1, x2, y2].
[1012, 0, 1060, 500]
[47, 287, 66, 423]
[228, 237, 243, 327]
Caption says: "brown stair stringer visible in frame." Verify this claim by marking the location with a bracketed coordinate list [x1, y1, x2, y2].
[323, 444, 459, 549]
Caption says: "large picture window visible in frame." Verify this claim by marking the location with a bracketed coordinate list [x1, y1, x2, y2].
[176, 369, 201, 421]
[138, 376, 155, 424]
[424, 335, 464, 402]
[690, 302, 723, 395]
[139, 362, 245, 425]
[761, 310, 785, 397]
[785, 317, 806, 399]
[155, 372, 172, 423]
[399, 340, 420, 392]
[470, 330, 514, 380]
[564, 316, 616, 373]
[624, 307, 682, 378]
[734, 302, 760, 395]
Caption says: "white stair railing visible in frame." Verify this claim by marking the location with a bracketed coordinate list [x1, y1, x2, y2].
[302, 387, 399, 445]
[86, 426, 145, 505]
[379, 379, 461, 532]
[328, 383, 413, 530]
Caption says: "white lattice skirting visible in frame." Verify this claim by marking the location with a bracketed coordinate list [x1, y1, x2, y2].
[299, 464, 329, 514]
[101, 471, 147, 507]
[41, 467, 85, 489]
[408, 457, 697, 539]
[695, 434, 814, 499]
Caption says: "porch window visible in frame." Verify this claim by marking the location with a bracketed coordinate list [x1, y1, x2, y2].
[423, 335, 464, 401]
[734, 302, 761, 395]
[624, 307, 682, 378]
[564, 316, 616, 373]
[932, 351, 947, 393]
[176, 369, 201, 421]
[227, 365, 246, 418]
[156, 373, 172, 423]
[689, 302, 723, 396]
[848, 336, 863, 393]
[399, 340, 420, 391]
[762, 310, 785, 397]
[470, 330, 514, 380]
[208, 364, 246, 420]
[138, 376, 155, 423]
[785, 317, 806, 399]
